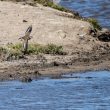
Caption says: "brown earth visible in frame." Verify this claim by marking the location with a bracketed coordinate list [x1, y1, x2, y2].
[0, 1, 110, 82]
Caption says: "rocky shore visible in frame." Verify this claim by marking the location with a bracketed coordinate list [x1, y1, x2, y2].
[0, 1, 110, 82]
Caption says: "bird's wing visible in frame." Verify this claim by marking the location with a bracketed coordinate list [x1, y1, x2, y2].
[25, 25, 32, 36]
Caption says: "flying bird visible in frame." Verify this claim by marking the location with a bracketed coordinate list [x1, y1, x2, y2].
[25, 25, 32, 37]
[19, 25, 32, 40]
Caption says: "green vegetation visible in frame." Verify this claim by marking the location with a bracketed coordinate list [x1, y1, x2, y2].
[7, 43, 22, 56]
[2, 0, 80, 18]
[0, 47, 7, 55]
[8, 43, 65, 55]
[2, 0, 67, 12]
[35, 0, 68, 11]
[26, 43, 65, 55]
[87, 18, 102, 30]
[34, 0, 81, 19]
[32, 0, 80, 18]
[26, 0, 102, 29]
[44, 44, 64, 55]
[0, 44, 23, 61]
[0, 43, 65, 61]
[28, 0, 102, 29]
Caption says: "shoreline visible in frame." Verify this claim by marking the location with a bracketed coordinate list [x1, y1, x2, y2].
[0, 1, 110, 82]
[0, 52, 110, 82]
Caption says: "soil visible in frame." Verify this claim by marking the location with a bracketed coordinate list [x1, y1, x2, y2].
[0, 1, 110, 82]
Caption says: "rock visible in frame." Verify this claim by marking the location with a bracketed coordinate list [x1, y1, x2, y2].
[89, 28, 97, 37]
[53, 61, 59, 66]
[101, 28, 109, 33]
[9, 74, 12, 78]
[23, 20, 28, 22]
[50, 74, 62, 79]
[20, 76, 32, 82]
[98, 31, 110, 42]
[34, 71, 41, 77]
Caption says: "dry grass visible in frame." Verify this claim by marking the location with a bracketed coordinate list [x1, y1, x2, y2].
[0, 43, 66, 61]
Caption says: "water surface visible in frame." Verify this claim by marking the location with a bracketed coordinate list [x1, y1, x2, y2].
[60, 0, 110, 29]
[0, 71, 110, 110]
[1, 1, 110, 109]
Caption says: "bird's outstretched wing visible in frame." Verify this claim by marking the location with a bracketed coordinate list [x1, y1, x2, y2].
[19, 25, 33, 40]
[25, 25, 32, 36]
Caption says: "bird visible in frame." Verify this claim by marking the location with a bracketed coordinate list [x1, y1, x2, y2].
[25, 25, 32, 37]
[19, 25, 32, 40]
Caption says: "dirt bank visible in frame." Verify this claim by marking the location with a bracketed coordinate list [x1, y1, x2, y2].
[0, 1, 110, 82]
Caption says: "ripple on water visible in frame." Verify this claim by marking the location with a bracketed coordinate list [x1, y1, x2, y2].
[0, 71, 110, 109]
[60, 0, 110, 29]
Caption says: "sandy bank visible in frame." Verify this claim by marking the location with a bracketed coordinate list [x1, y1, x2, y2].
[0, 1, 110, 81]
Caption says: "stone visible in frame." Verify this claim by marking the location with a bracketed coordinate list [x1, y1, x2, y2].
[20, 76, 32, 82]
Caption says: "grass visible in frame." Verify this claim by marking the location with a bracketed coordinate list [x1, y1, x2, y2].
[7, 43, 65, 55]
[1, 0, 76, 14]
[0, 47, 7, 54]
[2, 0, 80, 18]
[87, 18, 102, 30]
[27, 0, 80, 18]
[0, 44, 25, 61]
[29, 0, 102, 30]
[8, 0, 68, 12]
[0, 43, 66, 61]
[32, 0, 102, 29]
[27, 43, 65, 55]
[1, 0, 101, 29]
[44, 44, 64, 55]
[35, 0, 67, 11]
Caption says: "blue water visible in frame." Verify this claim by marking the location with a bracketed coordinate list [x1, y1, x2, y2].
[60, 0, 110, 29]
[1, 1, 110, 109]
[0, 71, 110, 110]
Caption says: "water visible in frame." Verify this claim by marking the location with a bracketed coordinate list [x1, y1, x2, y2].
[0, 71, 110, 110]
[1, 1, 110, 109]
[59, 0, 110, 29]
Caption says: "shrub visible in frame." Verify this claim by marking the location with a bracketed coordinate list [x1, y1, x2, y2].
[44, 44, 63, 55]
[0, 47, 7, 54]
[7, 43, 22, 50]
[87, 18, 102, 30]
[28, 44, 45, 54]
[3, 43, 65, 55]
[28, 43, 65, 55]
[35, 0, 73, 12]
